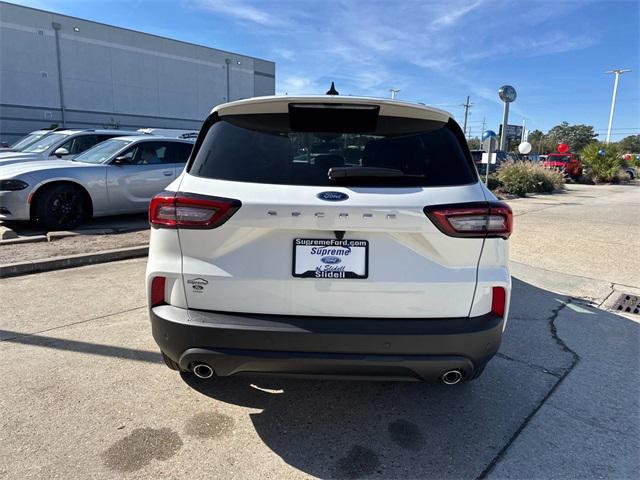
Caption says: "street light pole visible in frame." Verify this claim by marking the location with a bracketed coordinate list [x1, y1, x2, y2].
[605, 69, 631, 144]
[389, 88, 400, 99]
[499, 101, 510, 151]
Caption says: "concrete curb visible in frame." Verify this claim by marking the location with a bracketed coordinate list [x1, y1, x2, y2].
[0, 235, 48, 246]
[0, 245, 148, 279]
[0, 225, 18, 240]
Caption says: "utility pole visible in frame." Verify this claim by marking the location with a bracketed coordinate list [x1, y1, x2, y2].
[389, 88, 400, 100]
[605, 69, 631, 144]
[480, 117, 486, 146]
[462, 96, 472, 138]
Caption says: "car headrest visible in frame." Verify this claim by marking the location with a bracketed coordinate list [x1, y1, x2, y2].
[362, 136, 425, 173]
[314, 154, 345, 170]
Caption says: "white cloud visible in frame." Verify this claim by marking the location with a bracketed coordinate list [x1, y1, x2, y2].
[192, 0, 599, 105]
[429, 0, 485, 29]
[195, 0, 287, 27]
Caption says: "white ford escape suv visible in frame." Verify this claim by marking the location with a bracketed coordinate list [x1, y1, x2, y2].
[146, 93, 512, 385]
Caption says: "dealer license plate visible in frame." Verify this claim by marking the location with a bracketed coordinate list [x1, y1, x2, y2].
[292, 239, 368, 279]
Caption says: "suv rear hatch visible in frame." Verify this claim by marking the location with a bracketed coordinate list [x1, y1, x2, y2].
[168, 99, 496, 318]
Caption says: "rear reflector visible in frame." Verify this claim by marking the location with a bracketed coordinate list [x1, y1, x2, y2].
[491, 287, 506, 317]
[150, 191, 241, 229]
[150, 276, 166, 307]
[424, 201, 513, 239]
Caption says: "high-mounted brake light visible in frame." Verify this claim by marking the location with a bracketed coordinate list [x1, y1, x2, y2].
[424, 201, 512, 239]
[150, 276, 166, 307]
[149, 192, 241, 229]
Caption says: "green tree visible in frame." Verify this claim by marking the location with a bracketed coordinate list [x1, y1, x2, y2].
[467, 137, 481, 150]
[527, 129, 544, 152]
[527, 129, 556, 154]
[617, 135, 640, 153]
[547, 122, 598, 152]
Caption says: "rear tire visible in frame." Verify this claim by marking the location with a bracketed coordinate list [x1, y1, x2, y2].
[34, 184, 88, 230]
[161, 352, 181, 371]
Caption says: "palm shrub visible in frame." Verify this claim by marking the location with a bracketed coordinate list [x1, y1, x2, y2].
[581, 142, 624, 183]
[496, 161, 564, 197]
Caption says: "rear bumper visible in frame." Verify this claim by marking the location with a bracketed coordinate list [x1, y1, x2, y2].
[151, 305, 505, 381]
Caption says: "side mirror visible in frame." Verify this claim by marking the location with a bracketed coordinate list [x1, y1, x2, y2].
[112, 156, 130, 165]
[53, 147, 69, 158]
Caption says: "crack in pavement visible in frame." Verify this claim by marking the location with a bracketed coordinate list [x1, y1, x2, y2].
[0, 305, 147, 342]
[476, 299, 581, 480]
[512, 204, 566, 217]
[495, 353, 561, 378]
[547, 404, 637, 439]
[597, 283, 616, 308]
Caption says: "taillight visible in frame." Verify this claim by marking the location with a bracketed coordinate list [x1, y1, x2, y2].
[150, 276, 166, 307]
[149, 191, 241, 229]
[491, 286, 506, 317]
[424, 201, 512, 239]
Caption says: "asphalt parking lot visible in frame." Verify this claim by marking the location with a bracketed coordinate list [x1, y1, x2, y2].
[1, 184, 638, 479]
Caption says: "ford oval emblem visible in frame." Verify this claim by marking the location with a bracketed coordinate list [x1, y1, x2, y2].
[321, 256, 342, 265]
[317, 191, 349, 201]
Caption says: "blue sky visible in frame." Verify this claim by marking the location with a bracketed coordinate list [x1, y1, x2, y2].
[11, 0, 640, 141]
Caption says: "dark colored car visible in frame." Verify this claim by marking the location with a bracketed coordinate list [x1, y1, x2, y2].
[471, 150, 508, 175]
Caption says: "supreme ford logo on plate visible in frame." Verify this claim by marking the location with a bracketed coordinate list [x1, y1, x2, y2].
[317, 191, 349, 201]
[293, 239, 368, 279]
[321, 256, 341, 264]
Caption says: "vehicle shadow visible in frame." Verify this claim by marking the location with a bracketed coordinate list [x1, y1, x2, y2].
[178, 278, 615, 479]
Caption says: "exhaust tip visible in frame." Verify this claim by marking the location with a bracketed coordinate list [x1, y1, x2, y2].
[441, 369, 463, 385]
[192, 363, 214, 379]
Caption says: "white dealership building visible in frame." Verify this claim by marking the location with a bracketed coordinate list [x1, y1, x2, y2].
[0, 1, 276, 143]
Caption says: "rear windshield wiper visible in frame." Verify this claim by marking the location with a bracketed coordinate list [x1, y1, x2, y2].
[328, 167, 424, 180]
[328, 167, 424, 181]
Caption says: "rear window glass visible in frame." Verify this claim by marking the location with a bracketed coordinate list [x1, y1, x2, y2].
[189, 116, 476, 187]
[547, 155, 571, 162]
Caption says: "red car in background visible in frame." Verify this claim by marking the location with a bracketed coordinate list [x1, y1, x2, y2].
[541, 153, 582, 179]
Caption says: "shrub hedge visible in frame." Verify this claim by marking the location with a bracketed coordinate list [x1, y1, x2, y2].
[494, 161, 564, 197]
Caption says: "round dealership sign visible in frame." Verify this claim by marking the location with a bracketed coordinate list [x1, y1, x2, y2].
[518, 142, 532, 154]
[482, 130, 497, 140]
[498, 85, 517, 103]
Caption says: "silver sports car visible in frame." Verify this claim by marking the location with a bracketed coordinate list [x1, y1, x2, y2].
[0, 135, 193, 229]
[0, 129, 141, 165]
